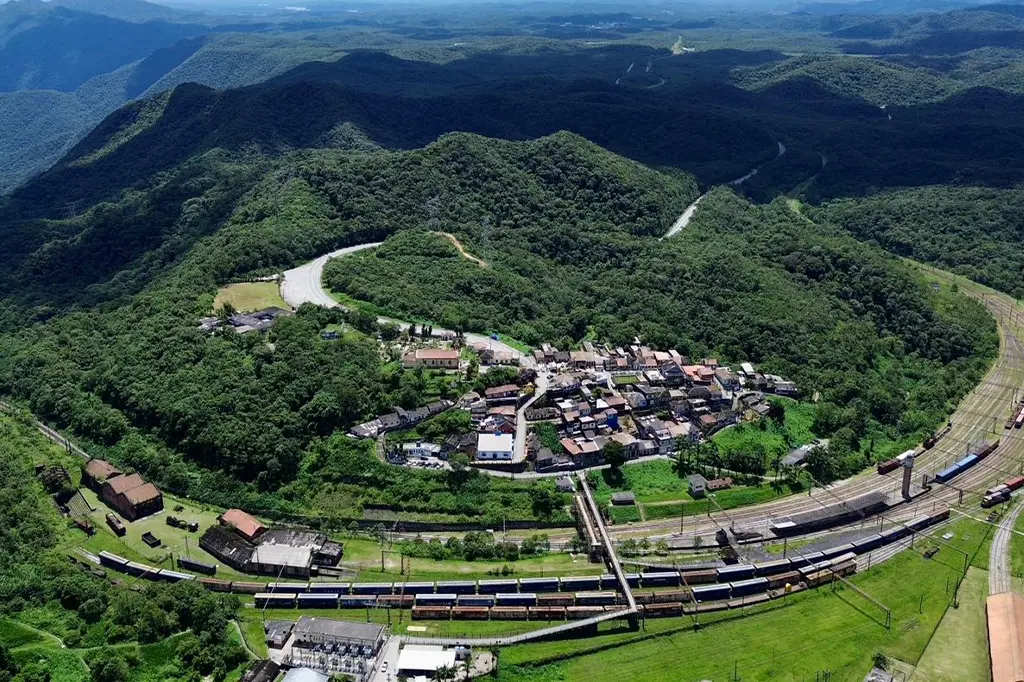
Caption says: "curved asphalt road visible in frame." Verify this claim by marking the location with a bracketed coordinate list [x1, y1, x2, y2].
[280, 242, 528, 363]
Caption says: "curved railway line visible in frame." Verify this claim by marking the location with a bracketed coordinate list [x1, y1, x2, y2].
[599, 277, 1024, 544]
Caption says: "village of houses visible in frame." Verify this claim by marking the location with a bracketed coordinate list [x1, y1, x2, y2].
[348, 336, 798, 483]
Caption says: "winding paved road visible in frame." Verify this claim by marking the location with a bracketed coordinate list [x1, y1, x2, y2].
[279, 243, 528, 364]
[662, 141, 786, 240]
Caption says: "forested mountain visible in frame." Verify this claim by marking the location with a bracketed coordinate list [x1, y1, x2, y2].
[812, 186, 1024, 299]
[0, 5, 206, 92]
[0, 89, 996, 510]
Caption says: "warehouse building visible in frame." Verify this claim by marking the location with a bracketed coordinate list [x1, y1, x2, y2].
[988, 591, 1024, 682]
[199, 525, 341, 578]
[82, 459, 121, 493]
[293, 617, 386, 654]
[397, 645, 459, 680]
[220, 508, 267, 541]
[100, 471, 163, 521]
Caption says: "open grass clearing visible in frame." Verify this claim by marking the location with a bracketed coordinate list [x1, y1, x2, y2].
[712, 397, 816, 467]
[243, 605, 546, 639]
[0, 617, 47, 649]
[342, 538, 602, 580]
[909, 567, 989, 682]
[498, 534, 979, 682]
[213, 281, 288, 313]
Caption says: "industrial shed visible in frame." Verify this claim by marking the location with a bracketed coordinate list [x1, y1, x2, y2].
[100, 472, 163, 520]
[769, 491, 887, 535]
[220, 508, 266, 541]
[199, 526, 255, 571]
[82, 459, 121, 492]
[988, 591, 1024, 682]
[293, 616, 385, 654]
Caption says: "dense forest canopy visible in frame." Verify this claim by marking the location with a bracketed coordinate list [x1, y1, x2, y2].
[811, 186, 1024, 300]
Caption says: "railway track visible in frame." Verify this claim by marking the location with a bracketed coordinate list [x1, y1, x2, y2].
[602, 279, 1024, 543]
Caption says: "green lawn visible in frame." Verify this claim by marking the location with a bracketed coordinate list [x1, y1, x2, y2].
[1011, 500, 1024, 579]
[498, 526, 982, 682]
[590, 460, 691, 504]
[910, 567, 989, 682]
[61, 488, 253, 579]
[712, 398, 816, 467]
[236, 616, 270, 658]
[611, 375, 641, 387]
[0, 617, 46, 649]
[213, 281, 287, 313]
[641, 482, 800, 521]
[341, 538, 602, 580]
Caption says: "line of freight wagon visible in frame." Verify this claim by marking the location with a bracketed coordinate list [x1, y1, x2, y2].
[93, 507, 949, 596]
[255, 556, 858, 619]
[982, 475, 1024, 507]
[1005, 397, 1024, 430]
[932, 439, 1000, 484]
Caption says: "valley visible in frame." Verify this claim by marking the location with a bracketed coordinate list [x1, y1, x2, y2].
[3, 0, 1024, 680]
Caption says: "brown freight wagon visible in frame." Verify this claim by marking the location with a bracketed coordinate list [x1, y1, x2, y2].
[490, 607, 529, 621]
[412, 606, 452, 620]
[566, 606, 605, 620]
[536, 593, 574, 606]
[633, 591, 655, 605]
[528, 606, 566, 621]
[642, 602, 683, 618]
[232, 582, 265, 595]
[452, 607, 490, 620]
[199, 578, 232, 592]
[680, 569, 717, 584]
[767, 570, 802, 590]
[654, 590, 690, 603]
[378, 595, 414, 608]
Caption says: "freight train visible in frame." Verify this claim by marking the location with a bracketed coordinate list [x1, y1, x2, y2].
[1006, 398, 1024, 430]
[982, 475, 1024, 507]
[933, 439, 1000, 484]
[877, 450, 917, 475]
[923, 423, 953, 450]
[93, 507, 951, 617]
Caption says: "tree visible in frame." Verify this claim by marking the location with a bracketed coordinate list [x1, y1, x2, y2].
[488, 647, 501, 677]
[0, 642, 18, 682]
[603, 440, 626, 471]
[766, 400, 786, 426]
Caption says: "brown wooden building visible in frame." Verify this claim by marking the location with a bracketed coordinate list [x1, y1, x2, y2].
[101, 472, 163, 521]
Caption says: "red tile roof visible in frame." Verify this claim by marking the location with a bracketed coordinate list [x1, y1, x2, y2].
[221, 508, 266, 540]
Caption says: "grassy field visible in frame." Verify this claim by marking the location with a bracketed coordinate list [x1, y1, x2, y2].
[497, 529, 982, 682]
[589, 460, 691, 504]
[213, 281, 288, 312]
[713, 398, 816, 467]
[62, 487, 252, 578]
[342, 538, 602, 580]
[242, 604, 547, 639]
[910, 567, 989, 682]
[641, 482, 800, 521]
[1011, 500, 1024, 578]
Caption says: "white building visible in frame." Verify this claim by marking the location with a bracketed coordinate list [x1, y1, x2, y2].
[397, 645, 459, 681]
[476, 433, 514, 460]
[402, 442, 442, 459]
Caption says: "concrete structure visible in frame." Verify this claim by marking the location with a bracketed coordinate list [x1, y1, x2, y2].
[988, 592, 1024, 682]
[293, 617, 386, 653]
[397, 645, 458, 680]
[476, 433, 514, 461]
[402, 442, 442, 459]
[282, 668, 329, 682]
